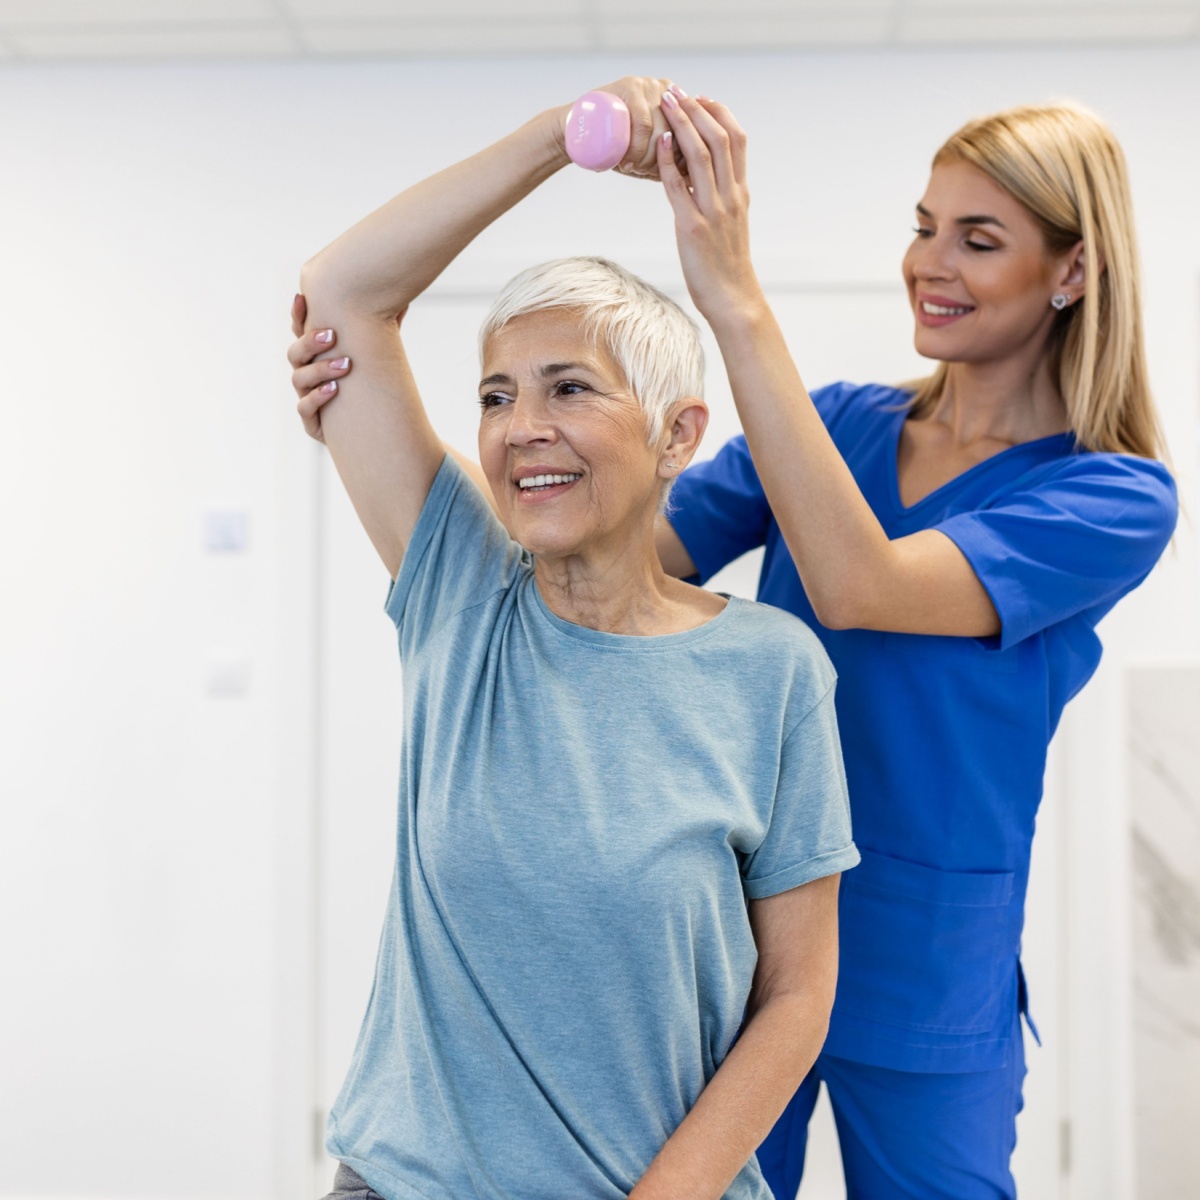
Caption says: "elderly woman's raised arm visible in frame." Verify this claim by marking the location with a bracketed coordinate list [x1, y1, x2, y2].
[294, 79, 673, 578]
[296, 112, 566, 577]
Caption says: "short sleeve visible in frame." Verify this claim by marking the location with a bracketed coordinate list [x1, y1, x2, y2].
[385, 455, 527, 658]
[667, 383, 882, 583]
[667, 435, 769, 584]
[742, 684, 860, 900]
[936, 454, 1177, 651]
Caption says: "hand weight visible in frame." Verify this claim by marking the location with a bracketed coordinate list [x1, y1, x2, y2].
[564, 91, 632, 172]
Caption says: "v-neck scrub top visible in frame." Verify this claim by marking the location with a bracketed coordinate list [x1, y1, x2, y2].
[325, 456, 859, 1200]
[668, 382, 1177, 1073]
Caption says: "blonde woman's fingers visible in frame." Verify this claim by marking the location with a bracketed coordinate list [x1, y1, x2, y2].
[296, 384, 336, 442]
[290, 355, 351, 400]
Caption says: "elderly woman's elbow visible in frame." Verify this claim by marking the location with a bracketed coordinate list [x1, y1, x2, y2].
[299, 253, 347, 312]
[303, 255, 411, 323]
[768, 989, 834, 1074]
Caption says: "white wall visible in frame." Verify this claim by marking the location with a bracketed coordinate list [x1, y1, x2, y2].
[0, 45, 1196, 1199]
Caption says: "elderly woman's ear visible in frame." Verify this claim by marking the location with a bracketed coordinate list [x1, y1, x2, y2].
[658, 398, 709, 478]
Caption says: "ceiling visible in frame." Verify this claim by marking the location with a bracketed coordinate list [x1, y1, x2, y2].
[0, 0, 1197, 63]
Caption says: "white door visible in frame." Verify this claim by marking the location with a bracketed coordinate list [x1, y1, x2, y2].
[313, 281, 1066, 1198]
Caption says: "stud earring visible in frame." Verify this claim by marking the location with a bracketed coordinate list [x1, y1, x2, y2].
[1051, 293, 1070, 311]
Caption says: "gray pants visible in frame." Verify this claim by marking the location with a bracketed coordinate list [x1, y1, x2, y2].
[321, 1163, 388, 1200]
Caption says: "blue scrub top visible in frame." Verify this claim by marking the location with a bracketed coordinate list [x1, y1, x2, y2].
[668, 382, 1178, 1072]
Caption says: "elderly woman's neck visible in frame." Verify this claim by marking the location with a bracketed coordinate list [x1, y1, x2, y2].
[534, 546, 725, 636]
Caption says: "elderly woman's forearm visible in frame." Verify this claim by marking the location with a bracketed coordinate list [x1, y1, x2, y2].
[629, 990, 831, 1200]
[292, 108, 571, 575]
[302, 109, 571, 318]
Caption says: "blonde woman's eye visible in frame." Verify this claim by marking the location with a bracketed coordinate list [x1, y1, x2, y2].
[965, 240, 997, 252]
[479, 392, 510, 409]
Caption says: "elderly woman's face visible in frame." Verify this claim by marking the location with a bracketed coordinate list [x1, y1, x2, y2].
[478, 309, 665, 561]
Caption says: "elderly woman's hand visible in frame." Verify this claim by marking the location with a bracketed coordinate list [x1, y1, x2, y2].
[590, 75, 683, 180]
[288, 292, 352, 443]
[656, 89, 761, 323]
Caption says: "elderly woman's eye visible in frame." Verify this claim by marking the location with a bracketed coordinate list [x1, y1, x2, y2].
[554, 380, 589, 397]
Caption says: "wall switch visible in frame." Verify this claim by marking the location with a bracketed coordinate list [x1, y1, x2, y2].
[204, 510, 249, 553]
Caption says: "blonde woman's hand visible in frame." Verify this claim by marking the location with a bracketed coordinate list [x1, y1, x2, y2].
[656, 88, 760, 321]
[288, 292, 353, 444]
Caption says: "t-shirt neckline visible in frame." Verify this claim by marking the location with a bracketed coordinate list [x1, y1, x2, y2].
[529, 577, 739, 650]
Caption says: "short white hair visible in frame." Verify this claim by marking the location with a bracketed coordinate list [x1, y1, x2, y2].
[479, 257, 705, 446]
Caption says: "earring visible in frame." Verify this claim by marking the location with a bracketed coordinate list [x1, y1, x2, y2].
[1051, 293, 1070, 310]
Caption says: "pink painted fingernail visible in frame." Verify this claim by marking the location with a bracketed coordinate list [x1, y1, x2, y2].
[331, 356, 349, 370]
[661, 131, 673, 148]
[320, 380, 338, 395]
[315, 329, 334, 344]
[662, 90, 678, 110]
[670, 83, 689, 99]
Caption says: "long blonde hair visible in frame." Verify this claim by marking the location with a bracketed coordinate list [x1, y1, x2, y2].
[908, 103, 1165, 460]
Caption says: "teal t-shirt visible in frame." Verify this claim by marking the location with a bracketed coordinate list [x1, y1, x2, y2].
[326, 456, 859, 1200]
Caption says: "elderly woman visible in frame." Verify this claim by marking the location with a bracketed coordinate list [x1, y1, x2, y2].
[291, 76, 858, 1200]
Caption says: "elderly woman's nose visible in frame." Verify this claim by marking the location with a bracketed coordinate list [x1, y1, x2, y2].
[505, 394, 557, 444]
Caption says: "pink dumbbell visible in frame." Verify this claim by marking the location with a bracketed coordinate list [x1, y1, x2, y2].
[564, 91, 632, 172]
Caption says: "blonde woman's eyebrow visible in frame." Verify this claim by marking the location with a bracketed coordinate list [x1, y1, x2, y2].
[916, 203, 1007, 230]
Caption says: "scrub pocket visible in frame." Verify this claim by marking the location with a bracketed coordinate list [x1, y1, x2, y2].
[835, 848, 1017, 1036]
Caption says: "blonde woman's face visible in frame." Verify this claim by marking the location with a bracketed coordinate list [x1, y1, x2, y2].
[902, 159, 1081, 369]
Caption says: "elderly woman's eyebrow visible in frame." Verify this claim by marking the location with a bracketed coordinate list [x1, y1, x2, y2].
[479, 363, 597, 390]
[539, 362, 593, 377]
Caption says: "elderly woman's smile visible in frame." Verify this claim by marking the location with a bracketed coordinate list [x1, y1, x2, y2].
[514, 469, 584, 495]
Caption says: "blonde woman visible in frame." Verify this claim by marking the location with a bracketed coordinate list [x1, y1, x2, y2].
[651, 97, 1177, 1197]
